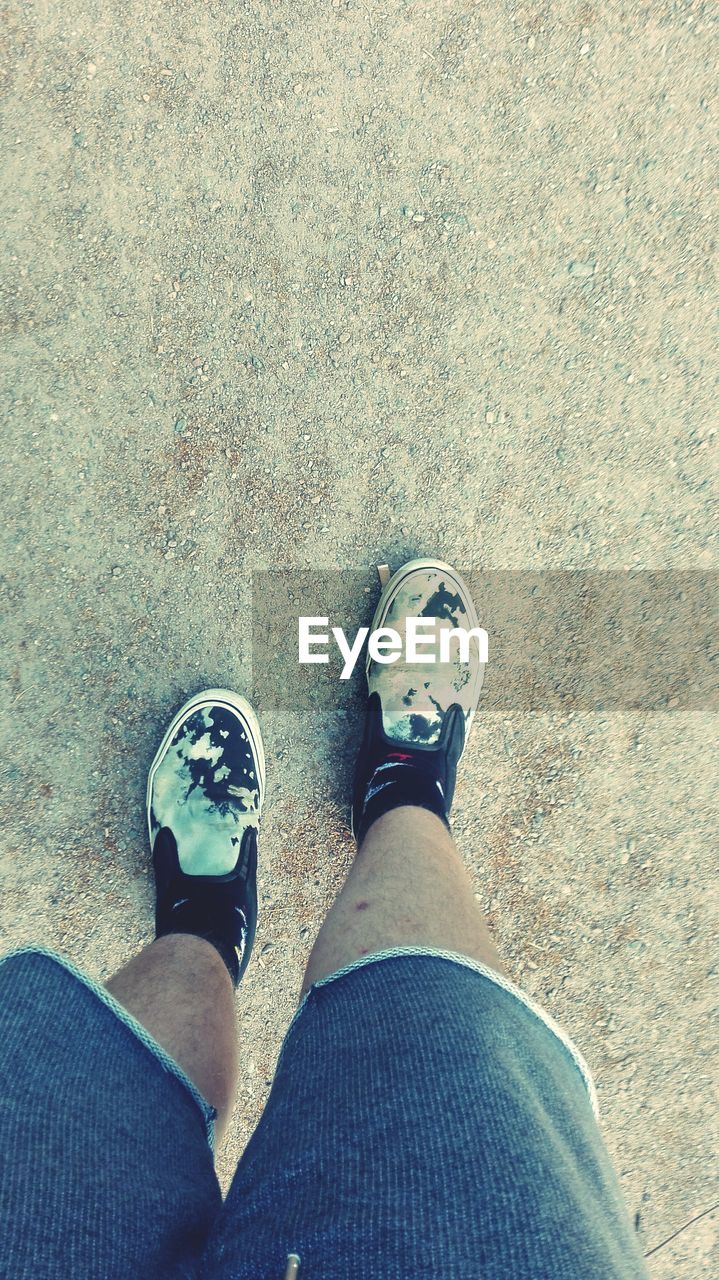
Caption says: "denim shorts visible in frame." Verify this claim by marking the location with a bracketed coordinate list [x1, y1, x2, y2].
[0, 946, 648, 1279]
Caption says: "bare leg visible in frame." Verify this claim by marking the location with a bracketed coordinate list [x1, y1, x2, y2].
[302, 805, 504, 992]
[105, 806, 496, 1135]
[106, 933, 238, 1140]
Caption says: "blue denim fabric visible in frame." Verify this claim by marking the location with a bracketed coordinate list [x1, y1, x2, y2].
[0, 948, 648, 1279]
[0, 949, 219, 1280]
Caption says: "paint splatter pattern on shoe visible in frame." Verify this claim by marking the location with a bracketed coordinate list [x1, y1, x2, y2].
[149, 706, 260, 877]
[368, 567, 483, 747]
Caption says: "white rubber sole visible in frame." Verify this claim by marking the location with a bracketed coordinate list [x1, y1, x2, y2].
[145, 687, 266, 847]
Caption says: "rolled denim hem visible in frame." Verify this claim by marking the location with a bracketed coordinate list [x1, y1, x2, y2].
[295, 945, 599, 1118]
[0, 944, 217, 1150]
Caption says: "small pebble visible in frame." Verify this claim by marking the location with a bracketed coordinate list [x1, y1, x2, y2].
[568, 260, 595, 278]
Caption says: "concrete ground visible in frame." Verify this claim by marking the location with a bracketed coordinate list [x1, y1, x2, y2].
[1, 0, 717, 1273]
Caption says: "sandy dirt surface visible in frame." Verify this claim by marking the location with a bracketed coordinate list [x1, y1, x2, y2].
[1, 0, 717, 1272]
